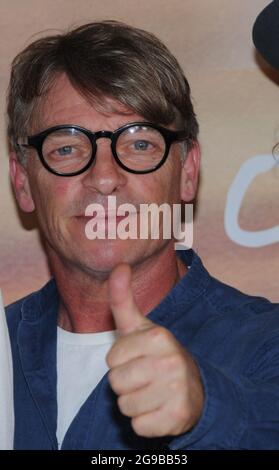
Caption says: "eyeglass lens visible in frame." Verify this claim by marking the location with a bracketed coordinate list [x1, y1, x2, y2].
[41, 125, 166, 174]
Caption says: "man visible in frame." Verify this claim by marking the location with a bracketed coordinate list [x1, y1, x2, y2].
[5, 21, 279, 450]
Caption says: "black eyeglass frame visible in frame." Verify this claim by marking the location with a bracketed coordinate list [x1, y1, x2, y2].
[17, 121, 188, 176]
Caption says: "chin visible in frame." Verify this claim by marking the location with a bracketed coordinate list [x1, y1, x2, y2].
[75, 237, 143, 276]
[59, 217, 164, 275]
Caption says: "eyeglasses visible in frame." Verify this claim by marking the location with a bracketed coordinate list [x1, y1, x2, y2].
[17, 122, 188, 176]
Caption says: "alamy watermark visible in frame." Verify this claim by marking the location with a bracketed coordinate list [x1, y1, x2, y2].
[84, 196, 193, 250]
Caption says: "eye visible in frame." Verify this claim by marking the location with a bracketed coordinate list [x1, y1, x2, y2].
[133, 140, 151, 151]
[57, 146, 74, 156]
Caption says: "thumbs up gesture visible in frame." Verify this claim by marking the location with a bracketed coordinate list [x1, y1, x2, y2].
[106, 264, 204, 438]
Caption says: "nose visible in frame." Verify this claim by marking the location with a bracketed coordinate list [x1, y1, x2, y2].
[82, 138, 127, 195]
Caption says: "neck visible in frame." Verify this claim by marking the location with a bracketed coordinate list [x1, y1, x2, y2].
[47, 243, 187, 333]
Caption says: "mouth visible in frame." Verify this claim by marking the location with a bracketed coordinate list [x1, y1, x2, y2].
[75, 212, 139, 240]
[76, 212, 138, 222]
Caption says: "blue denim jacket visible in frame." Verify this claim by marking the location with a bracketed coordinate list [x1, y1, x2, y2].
[5, 250, 279, 449]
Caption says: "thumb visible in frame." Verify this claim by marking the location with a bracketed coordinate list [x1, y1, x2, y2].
[108, 263, 151, 335]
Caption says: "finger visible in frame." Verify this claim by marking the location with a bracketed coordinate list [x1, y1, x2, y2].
[117, 380, 170, 418]
[131, 407, 171, 438]
[108, 356, 160, 395]
[108, 263, 151, 335]
[131, 382, 201, 437]
[106, 324, 176, 368]
[131, 402, 187, 438]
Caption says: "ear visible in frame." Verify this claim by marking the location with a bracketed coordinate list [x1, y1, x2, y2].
[180, 140, 201, 202]
[9, 152, 35, 212]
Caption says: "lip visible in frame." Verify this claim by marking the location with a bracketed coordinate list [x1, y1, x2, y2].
[76, 212, 138, 221]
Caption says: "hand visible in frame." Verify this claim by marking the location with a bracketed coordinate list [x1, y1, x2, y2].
[106, 263, 204, 438]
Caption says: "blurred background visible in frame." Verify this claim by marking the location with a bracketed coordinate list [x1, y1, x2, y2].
[1, 0, 278, 305]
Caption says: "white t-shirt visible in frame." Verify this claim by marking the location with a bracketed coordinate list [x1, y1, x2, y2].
[56, 326, 117, 448]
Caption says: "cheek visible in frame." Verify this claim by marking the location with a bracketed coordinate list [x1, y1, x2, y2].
[28, 169, 75, 216]
[130, 160, 181, 204]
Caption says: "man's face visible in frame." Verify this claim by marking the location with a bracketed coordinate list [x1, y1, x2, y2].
[11, 74, 199, 277]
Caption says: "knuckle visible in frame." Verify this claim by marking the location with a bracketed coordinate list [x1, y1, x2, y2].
[160, 352, 186, 372]
[117, 395, 126, 413]
[106, 347, 116, 368]
[131, 417, 146, 436]
[108, 369, 118, 390]
[169, 378, 183, 394]
[118, 395, 133, 417]
[132, 417, 164, 438]
[147, 325, 171, 345]
[169, 400, 189, 429]
[106, 337, 127, 368]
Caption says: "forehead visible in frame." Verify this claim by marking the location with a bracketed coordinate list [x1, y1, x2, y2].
[33, 73, 139, 132]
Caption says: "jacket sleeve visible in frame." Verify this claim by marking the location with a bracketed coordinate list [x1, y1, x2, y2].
[168, 333, 279, 450]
